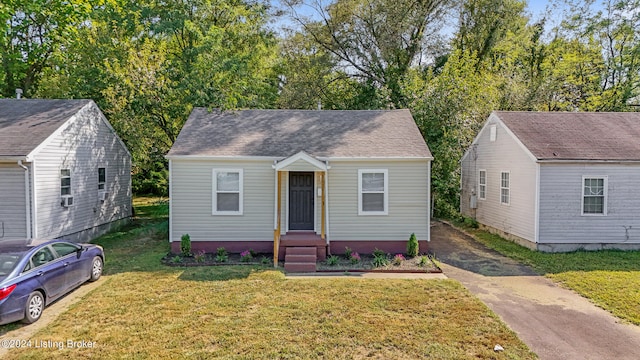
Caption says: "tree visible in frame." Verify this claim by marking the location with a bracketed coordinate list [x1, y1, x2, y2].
[283, 0, 452, 108]
[558, 0, 640, 110]
[0, 0, 91, 98]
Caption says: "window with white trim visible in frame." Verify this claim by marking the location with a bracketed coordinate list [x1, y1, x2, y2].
[582, 176, 607, 215]
[358, 169, 388, 215]
[212, 169, 243, 215]
[478, 170, 486, 200]
[98, 167, 106, 191]
[61, 169, 71, 196]
[500, 171, 510, 205]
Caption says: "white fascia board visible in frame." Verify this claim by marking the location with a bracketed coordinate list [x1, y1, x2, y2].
[166, 155, 280, 161]
[91, 101, 133, 158]
[317, 156, 432, 162]
[537, 159, 640, 164]
[274, 151, 328, 171]
[491, 114, 538, 163]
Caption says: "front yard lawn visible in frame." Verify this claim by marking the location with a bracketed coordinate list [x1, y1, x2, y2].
[461, 224, 640, 326]
[0, 198, 536, 359]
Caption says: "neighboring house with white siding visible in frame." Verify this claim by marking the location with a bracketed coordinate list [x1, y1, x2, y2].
[461, 111, 640, 252]
[167, 109, 432, 269]
[0, 99, 132, 243]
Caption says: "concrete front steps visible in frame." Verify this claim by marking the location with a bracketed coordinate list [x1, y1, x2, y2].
[284, 247, 317, 272]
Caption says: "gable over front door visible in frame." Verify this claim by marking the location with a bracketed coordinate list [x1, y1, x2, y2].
[289, 172, 314, 230]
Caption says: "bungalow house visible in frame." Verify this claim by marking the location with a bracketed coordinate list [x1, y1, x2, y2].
[460, 111, 640, 252]
[0, 99, 132, 243]
[166, 109, 432, 270]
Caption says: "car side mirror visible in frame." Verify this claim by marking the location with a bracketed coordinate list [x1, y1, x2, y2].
[76, 246, 84, 259]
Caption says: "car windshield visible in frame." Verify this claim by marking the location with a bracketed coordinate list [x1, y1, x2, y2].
[0, 252, 25, 281]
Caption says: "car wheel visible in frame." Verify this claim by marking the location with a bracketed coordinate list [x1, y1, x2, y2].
[23, 291, 44, 324]
[89, 256, 103, 282]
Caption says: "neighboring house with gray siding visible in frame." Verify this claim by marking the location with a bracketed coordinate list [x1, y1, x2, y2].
[0, 99, 132, 243]
[167, 109, 432, 269]
[461, 111, 640, 252]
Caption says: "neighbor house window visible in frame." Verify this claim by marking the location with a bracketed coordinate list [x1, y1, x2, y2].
[212, 169, 243, 215]
[500, 171, 510, 205]
[358, 169, 388, 215]
[582, 176, 607, 215]
[61, 169, 71, 196]
[478, 170, 486, 200]
[98, 168, 106, 191]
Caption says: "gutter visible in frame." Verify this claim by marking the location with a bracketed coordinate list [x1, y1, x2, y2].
[17, 160, 32, 239]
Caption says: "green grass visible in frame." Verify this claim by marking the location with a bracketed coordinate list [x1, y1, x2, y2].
[1, 200, 537, 359]
[458, 222, 640, 326]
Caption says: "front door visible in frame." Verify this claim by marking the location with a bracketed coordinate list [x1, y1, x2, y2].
[289, 172, 314, 230]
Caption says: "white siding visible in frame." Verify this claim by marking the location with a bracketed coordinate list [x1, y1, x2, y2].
[539, 163, 640, 244]
[171, 159, 274, 242]
[33, 102, 132, 239]
[460, 115, 537, 242]
[0, 163, 28, 238]
[327, 160, 430, 241]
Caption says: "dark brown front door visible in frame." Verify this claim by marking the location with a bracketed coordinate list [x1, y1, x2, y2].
[289, 172, 314, 230]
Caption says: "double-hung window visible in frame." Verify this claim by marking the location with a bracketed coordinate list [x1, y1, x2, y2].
[98, 168, 106, 191]
[478, 170, 486, 200]
[500, 171, 510, 205]
[212, 169, 243, 215]
[582, 176, 607, 215]
[61, 169, 71, 196]
[358, 169, 388, 215]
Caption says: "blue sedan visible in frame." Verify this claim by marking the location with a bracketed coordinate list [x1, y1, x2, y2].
[0, 239, 104, 325]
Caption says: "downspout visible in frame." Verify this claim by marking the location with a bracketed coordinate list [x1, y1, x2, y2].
[17, 160, 32, 239]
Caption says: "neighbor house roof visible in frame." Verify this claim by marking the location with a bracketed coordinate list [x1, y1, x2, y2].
[167, 109, 432, 158]
[0, 99, 91, 157]
[494, 111, 640, 161]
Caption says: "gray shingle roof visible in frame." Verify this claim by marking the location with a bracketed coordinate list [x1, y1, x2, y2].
[168, 109, 431, 158]
[0, 99, 91, 157]
[495, 111, 640, 161]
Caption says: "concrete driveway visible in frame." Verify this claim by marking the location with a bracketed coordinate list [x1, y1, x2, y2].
[430, 221, 640, 360]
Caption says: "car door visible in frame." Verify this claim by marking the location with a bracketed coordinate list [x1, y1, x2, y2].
[51, 242, 85, 289]
[27, 246, 67, 300]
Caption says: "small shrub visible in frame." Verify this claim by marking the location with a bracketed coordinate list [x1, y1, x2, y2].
[350, 252, 361, 264]
[344, 247, 353, 260]
[180, 234, 191, 257]
[407, 233, 419, 257]
[240, 250, 253, 262]
[249, 249, 258, 257]
[372, 254, 388, 268]
[171, 255, 182, 264]
[463, 216, 479, 229]
[194, 250, 206, 263]
[392, 254, 405, 266]
[326, 255, 339, 266]
[261, 256, 271, 265]
[372, 248, 386, 258]
[216, 247, 228, 257]
[215, 248, 228, 262]
[418, 255, 429, 267]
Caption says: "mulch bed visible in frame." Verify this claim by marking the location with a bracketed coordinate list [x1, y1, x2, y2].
[317, 253, 441, 273]
[161, 252, 273, 267]
[161, 252, 442, 273]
